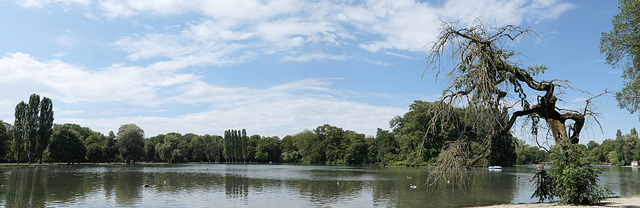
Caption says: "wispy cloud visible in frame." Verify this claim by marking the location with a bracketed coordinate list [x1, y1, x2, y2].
[95, 0, 574, 68]
[282, 53, 349, 62]
[68, 95, 406, 137]
[16, 0, 89, 9]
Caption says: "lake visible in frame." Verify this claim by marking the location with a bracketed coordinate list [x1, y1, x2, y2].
[1, 164, 639, 207]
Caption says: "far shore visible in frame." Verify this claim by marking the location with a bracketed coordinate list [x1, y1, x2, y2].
[0, 161, 272, 167]
[473, 195, 640, 208]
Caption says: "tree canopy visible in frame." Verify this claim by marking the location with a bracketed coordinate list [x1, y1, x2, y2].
[117, 123, 145, 164]
[601, 0, 640, 118]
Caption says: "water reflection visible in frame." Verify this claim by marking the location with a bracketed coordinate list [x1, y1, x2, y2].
[1, 164, 639, 207]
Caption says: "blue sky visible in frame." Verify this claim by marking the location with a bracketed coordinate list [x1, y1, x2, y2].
[0, 0, 634, 145]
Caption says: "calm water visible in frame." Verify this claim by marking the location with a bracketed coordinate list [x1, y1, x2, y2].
[1, 164, 639, 207]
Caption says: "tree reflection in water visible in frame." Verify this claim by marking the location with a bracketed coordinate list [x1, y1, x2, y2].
[1, 164, 639, 207]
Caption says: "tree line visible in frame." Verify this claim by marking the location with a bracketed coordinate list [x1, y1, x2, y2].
[0, 97, 520, 166]
[0, 95, 635, 167]
[513, 128, 640, 167]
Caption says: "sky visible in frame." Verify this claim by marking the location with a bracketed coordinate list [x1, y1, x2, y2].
[0, 0, 635, 145]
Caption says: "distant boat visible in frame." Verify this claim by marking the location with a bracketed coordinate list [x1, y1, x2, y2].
[488, 166, 502, 170]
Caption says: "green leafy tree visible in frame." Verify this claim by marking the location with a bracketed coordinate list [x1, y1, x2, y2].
[0, 121, 11, 162]
[37, 97, 53, 164]
[314, 124, 344, 163]
[116, 124, 145, 164]
[25, 94, 40, 164]
[623, 133, 638, 165]
[255, 151, 268, 162]
[171, 149, 184, 163]
[179, 133, 196, 161]
[49, 128, 86, 164]
[600, 0, 640, 116]
[344, 131, 367, 164]
[12, 101, 27, 164]
[156, 134, 178, 162]
[390, 101, 437, 164]
[224, 130, 234, 162]
[256, 136, 281, 162]
[247, 134, 261, 162]
[364, 136, 376, 163]
[242, 129, 247, 162]
[281, 135, 300, 163]
[86, 143, 103, 163]
[547, 143, 612, 205]
[204, 135, 223, 162]
[190, 136, 207, 162]
[587, 141, 600, 151]
[635, 138, 640, 162]
[144, 139, 156, 162]
[102, 131, 118, 163]
[375, 128, 397, 165]
[515, 141, 549, 165]
[300, 135, 320, 163]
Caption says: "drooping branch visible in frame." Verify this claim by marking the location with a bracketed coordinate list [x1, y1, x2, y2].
[467, 106, 540, 166]
[425, 21, 598, 188]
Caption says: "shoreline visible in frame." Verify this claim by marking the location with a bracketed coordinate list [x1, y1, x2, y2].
[474, 195, 640, 208]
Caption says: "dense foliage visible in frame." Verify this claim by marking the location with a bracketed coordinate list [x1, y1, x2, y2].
[583, 128, 640, 166]
[601, 0, 640, 117]
[548, 143, 612, 205]
[117, 124, 145, 164]
[532, 142, 612, 205]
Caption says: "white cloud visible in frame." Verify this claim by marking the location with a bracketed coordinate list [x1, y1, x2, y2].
[282, 53, 349, 62]
[53, 51, 67, 57]
[0, 53, 197, 105]
[17, 0, 575, 62]
[57, 35, 75, 46]
[16, 0, 89, 9]
[385, 52, 421, 59]
[111, 33, 195, 61]
[96, 0, 575, 68]
[61, 95, 406, 137]
[0, 53, 404, 136]
[440, 0, 575, 25]
[98, 0, 304, 20]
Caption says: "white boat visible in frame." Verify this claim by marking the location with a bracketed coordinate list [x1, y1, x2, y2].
[488, 166, 502, 170]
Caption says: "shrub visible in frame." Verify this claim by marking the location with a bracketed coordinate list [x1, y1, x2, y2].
[532, 142, 612, 205]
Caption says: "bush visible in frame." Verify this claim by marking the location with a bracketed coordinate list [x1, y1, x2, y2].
[532, 142, 612, 205]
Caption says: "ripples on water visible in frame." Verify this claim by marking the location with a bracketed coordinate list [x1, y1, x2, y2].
[1, 164, 639, 207]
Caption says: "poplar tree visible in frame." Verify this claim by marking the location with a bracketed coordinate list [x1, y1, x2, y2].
[242, 129, 247, 163]
[13, 102, 26, 164]
[25, 94, 40, 164]
[38, 97, 54, 164]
